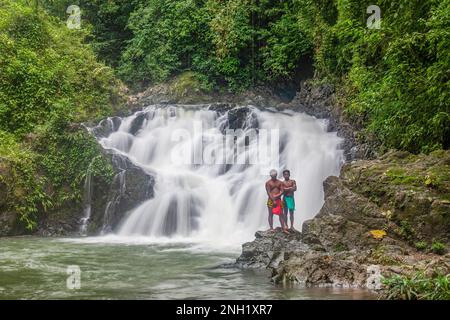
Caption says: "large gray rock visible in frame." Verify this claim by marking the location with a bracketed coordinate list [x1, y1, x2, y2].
[95, 153, 155, 234]
[301, 176, 387, 251]
[272, 250, 369, 287]
[235, 228, 373, 288]
[235, 229, 307, 269]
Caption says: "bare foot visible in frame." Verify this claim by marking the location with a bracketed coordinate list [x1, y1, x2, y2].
[282, 228, 290, 235]
[268, 228, 275, 233]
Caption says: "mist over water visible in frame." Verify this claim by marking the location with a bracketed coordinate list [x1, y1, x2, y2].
[97, 105, 344, 248]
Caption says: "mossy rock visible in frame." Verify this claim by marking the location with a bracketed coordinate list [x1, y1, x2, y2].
[168, 71, 210, 104]
[340, 150, 450, 244]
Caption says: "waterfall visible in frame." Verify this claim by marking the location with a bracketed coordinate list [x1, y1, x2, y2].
[101, 170, 126, 234]
[97, 105, 344, 246]
[79, 163, 93, 235]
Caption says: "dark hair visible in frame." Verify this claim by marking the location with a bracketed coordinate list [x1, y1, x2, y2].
[283, 170, 290, 175]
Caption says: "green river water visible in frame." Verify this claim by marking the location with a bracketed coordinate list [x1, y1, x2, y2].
[0, 237, 376, 300]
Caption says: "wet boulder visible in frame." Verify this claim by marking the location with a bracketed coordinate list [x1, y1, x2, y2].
[87, 152, 156, 234]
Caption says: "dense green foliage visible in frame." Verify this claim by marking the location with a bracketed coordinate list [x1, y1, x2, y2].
[42, 0, 448, 153]
[431, 241, 447, 255]
[40, 0, 142, 68]
[116, 0, 314, 90]
[43, 0, 314, 90]
[0, 0, 121, 230]
[0, 125, 114, 231]
[0, 0, 124, 136]
[382, 272, 450, 300]
[324, 0, 450, 154]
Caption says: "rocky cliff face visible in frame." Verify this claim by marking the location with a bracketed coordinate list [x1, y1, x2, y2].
[235, 150, 450, 289]
[126, 72, 290, 111]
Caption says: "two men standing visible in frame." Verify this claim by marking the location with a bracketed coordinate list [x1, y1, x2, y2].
[265, 169, 297, 233]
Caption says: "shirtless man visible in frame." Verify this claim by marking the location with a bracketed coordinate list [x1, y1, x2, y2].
[282, 170, 297, 230]
[265, 169, 289, 233]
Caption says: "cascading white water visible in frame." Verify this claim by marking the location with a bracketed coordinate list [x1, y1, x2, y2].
[79, 162, 93, 235]
[98, 105, 344, 247]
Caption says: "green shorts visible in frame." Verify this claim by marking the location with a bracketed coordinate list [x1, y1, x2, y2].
[283, 196, 295, 211]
